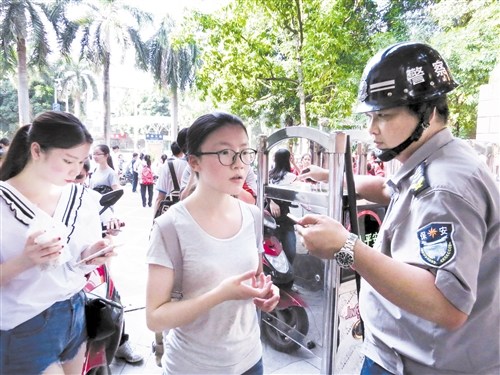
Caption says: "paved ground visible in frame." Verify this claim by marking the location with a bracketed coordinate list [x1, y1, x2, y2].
[104, 185, 324, 374]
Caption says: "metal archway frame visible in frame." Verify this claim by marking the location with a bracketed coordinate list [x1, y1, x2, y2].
[257, 126, 347, 374]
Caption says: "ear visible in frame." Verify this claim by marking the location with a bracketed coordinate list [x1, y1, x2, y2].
[188, 154, 201, 172]
[429, 106, 437, 121]
[30, 142, 43, 160]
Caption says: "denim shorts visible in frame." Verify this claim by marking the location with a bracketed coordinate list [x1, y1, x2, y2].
[242, 358, 263, 375]
[0, 290, 87, 374]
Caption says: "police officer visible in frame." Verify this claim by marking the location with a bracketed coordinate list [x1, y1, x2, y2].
[297, 42, 499, 374]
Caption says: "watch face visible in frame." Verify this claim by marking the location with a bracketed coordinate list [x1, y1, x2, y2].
[336, 250, 354, 268]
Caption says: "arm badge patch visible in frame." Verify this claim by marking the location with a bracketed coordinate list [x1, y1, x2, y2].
[417, 223, 456, 267]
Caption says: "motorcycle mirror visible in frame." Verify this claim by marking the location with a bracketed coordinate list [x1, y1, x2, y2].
[99, 189, 124, 215]
[263, 210, 278, 229]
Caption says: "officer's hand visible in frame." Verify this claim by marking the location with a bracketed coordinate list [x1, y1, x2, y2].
[298, 165, 329, 183]
[296, 214, 350, 259]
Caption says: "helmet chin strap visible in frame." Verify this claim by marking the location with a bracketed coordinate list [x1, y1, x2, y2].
[375, 107, 433, 162]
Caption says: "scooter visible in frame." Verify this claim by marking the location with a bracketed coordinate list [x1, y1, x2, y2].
[260, 211, 314, 353]
[119, 170, 133, 186]
[82, 190, 125, 375]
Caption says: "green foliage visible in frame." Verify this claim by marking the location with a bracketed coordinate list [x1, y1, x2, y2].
[0, 79, 19, 135]
[0, 0, 52, 70]
[30, 79, 55, 117]
[140, 95, 170, 116]
[427, 0, 500, 138]
[191, 0, 435, 128]
[0, 77, 55, 132]
[113, 88, 170, 117]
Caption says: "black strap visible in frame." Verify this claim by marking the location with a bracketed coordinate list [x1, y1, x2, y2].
[167, 161, 180, 192]
[344, 135, 364, 339]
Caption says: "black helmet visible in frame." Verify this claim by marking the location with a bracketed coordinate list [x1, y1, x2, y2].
[356, 42, 458, 113]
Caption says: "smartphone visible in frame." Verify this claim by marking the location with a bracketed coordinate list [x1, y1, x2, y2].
[76, 243, 123, 265]
[287, 213, 304, 226]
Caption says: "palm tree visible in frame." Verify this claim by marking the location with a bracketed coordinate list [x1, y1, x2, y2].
[57, 57, 98, 117]
[147, 16, 199, 140]
[0, 0, 56, 125]
[62, 0, 151, 144]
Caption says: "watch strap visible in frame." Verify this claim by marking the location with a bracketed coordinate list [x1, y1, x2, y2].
[335, 232, 358, 269]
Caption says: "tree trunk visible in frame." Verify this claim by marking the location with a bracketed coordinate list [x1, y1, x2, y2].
[103, 52, 111, 145]
[297, 64, 308, 128]
[171, 86, 179, 142]
[17, 38, 31, 126]
[294, 0, 307, 128]
[74, 91, 81, 117]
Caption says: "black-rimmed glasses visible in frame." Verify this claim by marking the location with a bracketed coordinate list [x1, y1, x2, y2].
[194, 148, 257, 166]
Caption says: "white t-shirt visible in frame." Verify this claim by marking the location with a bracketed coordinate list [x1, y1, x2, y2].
[156, 157, 188, 195]
[146, 201, 263, 374]
[0, 182, 101, 330]
[89, 166, 119, 189]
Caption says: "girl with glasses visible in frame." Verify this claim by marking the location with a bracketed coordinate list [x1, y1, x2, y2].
[89, 144, 120, 194]
[146, 112, 279, 374]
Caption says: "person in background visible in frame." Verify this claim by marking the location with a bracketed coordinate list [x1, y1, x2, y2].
[133, 153, 144, 192]
[153, 142, 188, 218]
[300, 153, 312, 172]
[138, 154, 155, 208]
[289, 151, 301, 175]
[297, 42, 499, 375]
[267, 148, 298, 264]
[0, 137, 10, 149]
[88, 144, 120, 194]
[74, 161, 144, 364]
[146, 112, 279, 374]
[366, 150, 385, 177]
[0, 137, 10, 168]
[128, 152, 139, 193]
[0, 111, 112, 374]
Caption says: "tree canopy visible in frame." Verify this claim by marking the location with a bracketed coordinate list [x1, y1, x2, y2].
[191, 0, 499, 135]
[1, 0, 498, 140]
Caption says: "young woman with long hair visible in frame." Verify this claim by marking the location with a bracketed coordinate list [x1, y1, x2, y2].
[268, 148, 298, 264]
[88, 144, 120, 194]
[0, 111, 114, 374]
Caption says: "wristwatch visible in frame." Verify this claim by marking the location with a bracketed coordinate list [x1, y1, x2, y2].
[334, 233, 358, 269]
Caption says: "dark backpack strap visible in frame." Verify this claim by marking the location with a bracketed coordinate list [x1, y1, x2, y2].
[167, 161, 180, 192]
[344, 135, 364, 339]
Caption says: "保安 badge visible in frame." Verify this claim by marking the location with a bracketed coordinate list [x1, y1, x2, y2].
[417, 223, 456, 267]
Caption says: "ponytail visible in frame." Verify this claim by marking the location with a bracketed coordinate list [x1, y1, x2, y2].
[95, 144, 114, 170]
[107, 156, 115, 170]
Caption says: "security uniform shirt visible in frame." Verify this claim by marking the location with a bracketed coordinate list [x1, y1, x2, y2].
[360, 128, 500, 374]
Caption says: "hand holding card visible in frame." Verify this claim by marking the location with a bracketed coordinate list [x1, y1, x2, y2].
[287, 213, 304, 227]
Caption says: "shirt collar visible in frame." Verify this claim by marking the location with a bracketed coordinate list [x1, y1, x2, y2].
[388, 127, 454, 188]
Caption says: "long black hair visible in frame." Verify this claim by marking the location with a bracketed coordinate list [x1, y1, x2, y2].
[0, 111, 93, 181]
[269, 148, 292, 184]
